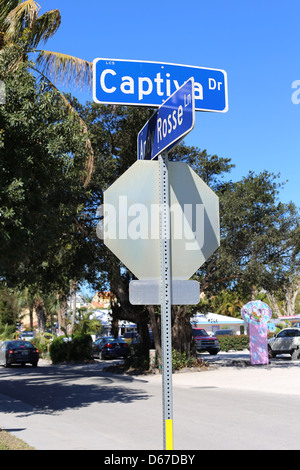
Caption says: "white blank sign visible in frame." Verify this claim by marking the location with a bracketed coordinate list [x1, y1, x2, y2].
[129, 280, 200, 305]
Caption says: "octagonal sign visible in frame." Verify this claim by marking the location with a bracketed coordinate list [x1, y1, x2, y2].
[103, 160, 219, 280]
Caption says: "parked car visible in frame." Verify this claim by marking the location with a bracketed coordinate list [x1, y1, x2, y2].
[122, 331, 138, 342]
[92, 336, 129, 360]
[0, 340, 39, 367]
[192, 328, 220, 355]
[215, 329, 235, 337]
[20, 331, 34, 341]
[131, 331, 154, 348]
[268, 328, 300, 360]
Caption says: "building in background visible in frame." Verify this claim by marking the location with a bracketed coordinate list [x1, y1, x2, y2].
[90, 292, 115, 310]
[191, 312, 246, 335]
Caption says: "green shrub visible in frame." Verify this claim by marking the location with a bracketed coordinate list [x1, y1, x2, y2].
[49, 336, 68, 364]
[49, 333, 92, 364]
[172, 350, 198, 371]
[218, 334, 249, 352]
[125, 347, 199, 372]
[32, 333, 53, 356]
[70, 334, 92, 361]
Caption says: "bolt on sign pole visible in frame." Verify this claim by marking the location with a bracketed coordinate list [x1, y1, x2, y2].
[159, 151, 173, 451]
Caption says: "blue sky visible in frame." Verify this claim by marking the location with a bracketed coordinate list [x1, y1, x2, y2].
[39, 0, 300, 208]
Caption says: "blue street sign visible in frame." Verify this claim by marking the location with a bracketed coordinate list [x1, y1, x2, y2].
[93, 58, 228, 113]
[137, 78, 195, 160]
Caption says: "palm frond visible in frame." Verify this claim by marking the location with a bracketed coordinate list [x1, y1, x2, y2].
[5, 0, 40, 41]
[28, 9, 61, 48]
[36, 50, 92, 89]
[0, 0, 21, 26]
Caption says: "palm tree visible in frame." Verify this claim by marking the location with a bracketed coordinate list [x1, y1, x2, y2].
[215, 291, 244, 318]
[0, 0, 94, 184]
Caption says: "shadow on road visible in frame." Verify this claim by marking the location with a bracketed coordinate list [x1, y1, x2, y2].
[0, 363, 151, 416]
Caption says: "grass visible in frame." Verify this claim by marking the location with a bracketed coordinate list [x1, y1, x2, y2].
[0, 428, 35, 450]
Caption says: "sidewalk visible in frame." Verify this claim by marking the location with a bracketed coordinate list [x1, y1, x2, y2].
[168, 351, 300, 396]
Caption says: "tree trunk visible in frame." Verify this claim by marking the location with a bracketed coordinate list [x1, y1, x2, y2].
[58, 293, 68, 332]
[110, 276, 150, 349]
[34, 298, 46, 333]
[29, 306, 33, 331]
[148, 305, 161, 360]
[111, 314, 119, 338]
[267, 280, 300, 318]
[266, 292, 282, 317]
[137, 317, 151, 353]
[171, 306, 193, 357]
[70, 280, 78, 333]
[285, 282, 300, 317]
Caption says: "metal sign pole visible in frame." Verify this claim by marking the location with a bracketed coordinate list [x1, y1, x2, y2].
[159, 151, 173, 450]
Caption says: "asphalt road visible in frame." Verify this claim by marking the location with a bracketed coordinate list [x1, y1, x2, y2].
[1, 352, 300, 450]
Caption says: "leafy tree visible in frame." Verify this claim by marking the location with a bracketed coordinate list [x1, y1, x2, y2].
[0, 0, 94, 185]
[16, 287, 60, 332]
[0, 53, 96, 331]
[213, 290, 245, 318]
[80, 101, 300, 359]
[76, 103, 158, 349]
[215, 172, 299, 298]
[0, 285, 19, 326]
[73, 307, 103, 336]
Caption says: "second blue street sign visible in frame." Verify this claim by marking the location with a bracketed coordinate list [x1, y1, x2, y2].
[137, 78, 195, 160]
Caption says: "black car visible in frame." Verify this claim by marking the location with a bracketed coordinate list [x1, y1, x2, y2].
[92, 336, 129, 360]
[0, 340, 39, 367]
